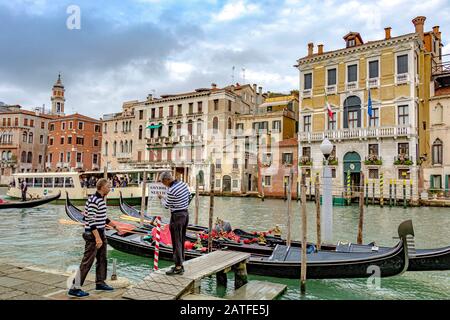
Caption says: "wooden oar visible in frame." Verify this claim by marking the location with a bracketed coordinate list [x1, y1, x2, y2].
[58, 219, 150, 236]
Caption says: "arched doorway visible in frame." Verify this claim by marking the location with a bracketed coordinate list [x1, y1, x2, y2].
[222, 175, 231, 192]
[343, 152, 361, 191]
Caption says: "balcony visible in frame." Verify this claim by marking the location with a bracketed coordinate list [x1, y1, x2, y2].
[56, 162, 63, 168]
[63, 162, 70, 168]
[368, 78, 379, 88]
[326, 85, 337, 95]
[396, 73, 409, 85]
[346, 82, 358, 91]
[116, 152, 132, 159]
[214, 166, 222, 173]
[299, 126, 413, 142]
[302, 89, 312, 98]
[299, 156, 312, 166]
[364, 155, 383, 166]
[394, 154, 414, 166]
[45, 162, 51, 169]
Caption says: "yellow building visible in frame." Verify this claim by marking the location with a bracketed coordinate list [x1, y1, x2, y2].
[296, 16, 441, 198]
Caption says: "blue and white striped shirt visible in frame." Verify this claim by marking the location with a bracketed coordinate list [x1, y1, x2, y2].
[84, 192, 110, 232]
[161, 180, 191, 212]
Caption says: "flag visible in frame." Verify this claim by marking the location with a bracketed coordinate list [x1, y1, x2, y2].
[368, 89, 373, 118]
[325, 95, 333, 120]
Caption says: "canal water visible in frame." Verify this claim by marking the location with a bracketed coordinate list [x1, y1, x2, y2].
[0, 188, 448, 300]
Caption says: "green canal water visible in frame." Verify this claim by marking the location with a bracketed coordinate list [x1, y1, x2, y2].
[0, 188, 449, 300]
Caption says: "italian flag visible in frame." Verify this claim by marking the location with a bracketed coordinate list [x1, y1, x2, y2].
[325, 95, 333, 119]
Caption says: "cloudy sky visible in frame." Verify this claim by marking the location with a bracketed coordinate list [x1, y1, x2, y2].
[1, 0, 449, 118]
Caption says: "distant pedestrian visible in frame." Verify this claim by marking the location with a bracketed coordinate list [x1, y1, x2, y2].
[20, 179, 28, 201]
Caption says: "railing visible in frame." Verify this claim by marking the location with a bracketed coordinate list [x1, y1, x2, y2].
[299, 126, 413, 142]
[396, 73, 409, 84]
[326, 85, 337, 95]
[432, 54, 450, 76]
[364, 155, 383, 165]
[368, 78, 379, 88]
[299, 156, 313, 166]
[394, 154, 414, 166]
[116, 152, 132, 159]
[346, 82, 358, 91]
[302, 89, 312, 98]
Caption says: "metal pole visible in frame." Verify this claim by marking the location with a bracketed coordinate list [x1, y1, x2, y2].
[208, 163, 215, 252]
[365, 178, 368, 207]
[309, 179, 312, 201]
[379, 173, 384, 208]
[195, 174, 199, 225]
[287, 170, 292, 246]
[403, 179, 407, 209]
[315, 173, 321, 250]
[140, 171, 147, 226]
[300, 173, 307, 295]
[321, 160, 333, 243]
[394, 179, 397, 206]
[389, 179, 393, 207]
[296, 180, 300, 202]
[410, 179, 413, 207]
[357, 171, 365, 244]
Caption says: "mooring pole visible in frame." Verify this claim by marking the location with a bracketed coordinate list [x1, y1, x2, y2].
[315, 172, 321, 250]
[365, 178, 368, 207]
[410, 179, 413, 207]
[372, 179, 375, 205]
[379, 173, 384, 208]
[300, 172, 307, 295]
[208, 163, 215, 253]
[195, 174, 199, 225]
[286, 169, 292, 246]
[403, 179, 407, 209]
[140, 171, 147, 226]
[357, 171, 365, 245]
[389, 179, 393, 207]
[394, 179, 397, 206]
[346, 169, 351, 206]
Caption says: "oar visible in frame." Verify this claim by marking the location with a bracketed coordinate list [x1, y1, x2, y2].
[58, 219, 150, 236]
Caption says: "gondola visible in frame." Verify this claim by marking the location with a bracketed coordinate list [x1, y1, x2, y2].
[66, 194, 415, 279]
[0, 191, 61, 209]
[118, 193, 450, 272]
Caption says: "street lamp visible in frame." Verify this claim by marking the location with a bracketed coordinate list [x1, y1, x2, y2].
[320, 137, 334, 243]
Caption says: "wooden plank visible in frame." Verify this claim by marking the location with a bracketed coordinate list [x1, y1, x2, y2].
[123, 287, 176, 300]
[225, 280, 287, 300]
[182, 293, 226, 300]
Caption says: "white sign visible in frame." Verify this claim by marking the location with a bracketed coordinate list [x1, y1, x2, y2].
[148, 182, 167, 199]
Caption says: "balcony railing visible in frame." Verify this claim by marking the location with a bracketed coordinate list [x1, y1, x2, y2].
[346, 82, 358, 91]
[394, 154, 414, 166]
[368, 78, 379, 88]
[116, 152, 132, 159]
[364, 155, 383, 165]
[299, 156, 313, 166]
[326, 85, 337, 95]
[299, 126, 413, 142]
[432, 54, 450, 76]
[302, 89, 312, 98]
[396, 73, 409, 84]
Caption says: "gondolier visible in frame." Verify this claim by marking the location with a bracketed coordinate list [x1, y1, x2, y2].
[68, 178, 120, 298]
[20, 179, 27, 202]
[158, 171, 191, 275]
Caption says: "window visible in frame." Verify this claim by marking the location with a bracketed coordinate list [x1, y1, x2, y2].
[95, 125, 100, 133]
[139, 125, 143, 140]
[213, 117, 219, 133]
[432, 139, 443, 165]
[169, 106, 174, 117]
[233, 158, 238, 169]
[215, 179, 221, 188]
[188, 103, 193, 114]
[60, 137, 64, 145]
[67, 136, 72, 144]
[34, 177, 43, 187]
[228, 100, 232, 112]
[431, 175, 442, 190]
[369, 108, 379, 127]
[103, 123, 107, 133]
[28, 133, 33, 143]
[158, 107, 163, 118]
[369, 60, 379, 78]
[151, 108, 156, 119]
[65, 177, 74, 188]
[67, 152, 71, 163]
[214, 100, 219, 111]
[302, 147, 311, 157]
[348, 110, 358, 128]
[15, 118, 18, 126]
[49, 138, 54, 146]
[327, 68, 337, 86]
[198, 101, 203, 113]
[282, 153, 293, 165]
[114, 122, 118, 132]
[197, 121, 202, 135]
[44, 177, 53, 188]
[188, 120, 193, 135]
[49, 124, 54, 131]
[93, 139, 99, 147]
[347, 64, 357, 82]
[78, 122, 83, 130]
[76, 137, 84, 145]
[93, 154, 98, 164]
[344, 96, 361, 128]
[398, 105, 409, 125]
[232, 180, 238, 188]
[59, 152, 64, 162]
[139, 110, 144, 120]
[27, 152, 32, 163]
[328, 112, 336, 130]
[62, 122, 66, 130]
[263, 153, 272, 163]
[304, 73, 312, 90]
[215, 159, 221, 169]
[397, 54, 408, 74]
[347, 39, 356, 47]
[264, 176, 271, 186]
[113, 141, 117, 156]
[303, 115, 311, 132]
[49, 153, 53, 162]
[398, 143, 409, 155]
[368, 144, 379, 156]
[24, 118, 28, 126]
[76, 152, 82, 163]
[177, 104, 182, 115]
[40, 135, 43, 144]
[398, 169, 410, 180]
[369, 169, 379, 179]
[69, 122, 73, 130]
[272, 120, 281, 132]
[22, 132, 27, 142]
[29, 119, 34, 127]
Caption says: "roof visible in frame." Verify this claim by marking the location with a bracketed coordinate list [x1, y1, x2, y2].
[278, 137, 298, 147]
[49, 113, 101, 123]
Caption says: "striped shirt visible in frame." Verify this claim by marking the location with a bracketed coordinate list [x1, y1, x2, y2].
[161, 180, 191, 213]
[84, 192, 110, 232]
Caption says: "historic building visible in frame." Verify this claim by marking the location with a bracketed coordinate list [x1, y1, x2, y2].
[296, 16, 441, 198]
[0, 105, 54, 184]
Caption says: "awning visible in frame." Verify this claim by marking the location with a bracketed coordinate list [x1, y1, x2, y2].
[147, 124, 163, 129]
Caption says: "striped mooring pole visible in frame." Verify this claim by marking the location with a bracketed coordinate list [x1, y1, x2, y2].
[379, 173, 384, 208]
[389, 179, 393, 207]
[365, 178, 369, 207]
[153, 216, 161, 271]
[346, 169, 351, 205]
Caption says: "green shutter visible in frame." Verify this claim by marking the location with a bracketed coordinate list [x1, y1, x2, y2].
[430, 175, 434, 189]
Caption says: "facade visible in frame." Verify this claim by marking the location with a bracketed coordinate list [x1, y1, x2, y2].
[296, 16, 440, 198]
[0, 105, 54, 184]
[46, 114, 102, 172]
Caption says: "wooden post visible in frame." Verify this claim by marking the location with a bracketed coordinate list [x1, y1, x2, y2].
[372, 180, 375, 205]
[283, 179, 287, 201]
[261, 180, 265, 202]
[216, 271, 227, 287]
[410, 179, 413, 207]
[286, 172, 292, 246]
[296, 179, 300, 202]
[394, 179, 397, 206]
[357, 171, 365, 245]
[403, 179, 407, 209]
[365, 178, 368, 207]
[300, 173, 307, 294]
[315, 173, 321, 250]
[389, 179, 393, 207]
[233, 261, 248, 289]
[195, 174, 199, 225]
[208, 163, 215, 253]
[140, 171, 147, 226]
[346, 170, 351, 206]
[379, 173, 384, 208]
[308, 179, 312, 201]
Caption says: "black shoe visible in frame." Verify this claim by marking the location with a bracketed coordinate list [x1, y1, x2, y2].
[95, 284, 114, 291]
[68, 289, 90, 298]
[166, 266, 184, 276]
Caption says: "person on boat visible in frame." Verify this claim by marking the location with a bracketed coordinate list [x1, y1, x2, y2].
[157, 171, 191, 276]
[68, 178, 120, 298]
[20, 179, 27, 202]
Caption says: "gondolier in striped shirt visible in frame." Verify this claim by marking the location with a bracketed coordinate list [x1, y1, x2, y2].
[68, 178, 120, 298]
[158, 171, 192, 275]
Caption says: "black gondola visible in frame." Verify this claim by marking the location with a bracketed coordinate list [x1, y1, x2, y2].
[66, 194, 416, 279]
[118, 193, 450, 272]
[0, 191, 61, 209]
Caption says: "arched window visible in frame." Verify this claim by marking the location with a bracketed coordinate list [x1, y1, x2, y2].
[125, 140, 128, 153]
[188, 120, 193, 135]
[139, 125, 143, 140]
[213, 117, 219, 134]
[158, 123, 163, 137]
[120, 141, 124, 153]
[343, 96, 361, 129]
[114, 122, 118, 132]
[27, 152, 32, 163]
[104, 141, 108, 156]
[113, 141, 117, 156]
[130, 140, 133, 153]
[228, 118, 232, 130]
[150, 124, 155, 138]
[168, 122, 173, 136]
[197, 119, 203, 135]
[23, 131, 27, 142]
[436, 103, 444, 123]
[432, 138, 443, 165]
[1, 151, 5, 160]
[7, 151, 12, 160]
[28, 132, 33, 143]
[176, 121, 182, 136]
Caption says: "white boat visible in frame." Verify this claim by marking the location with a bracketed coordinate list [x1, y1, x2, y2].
[6, 169, 171, 205]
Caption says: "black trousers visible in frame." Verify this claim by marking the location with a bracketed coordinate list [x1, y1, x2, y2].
[72, 231, 107, 289]
[21, 191, 26, 201]
[169, 210, 189, 267]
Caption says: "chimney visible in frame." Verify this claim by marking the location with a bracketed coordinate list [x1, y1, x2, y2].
[253, 83, 257, 92]
[258, 86, 262, 95]
[307, 43, 314, 56]
[412, 16, 426, 39]
[433, 26, 441, 39]
[147, 94, 153, 100]
[231, 85, 235, 92]
[318, 44, 324, 55]
[211, 83, 217, 90]
[384, 27, 392, 40]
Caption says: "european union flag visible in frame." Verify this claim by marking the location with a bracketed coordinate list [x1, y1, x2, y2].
[368, 89, 373, 118]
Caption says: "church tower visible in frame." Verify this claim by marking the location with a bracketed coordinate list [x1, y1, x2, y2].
[51, 73, 65, 115]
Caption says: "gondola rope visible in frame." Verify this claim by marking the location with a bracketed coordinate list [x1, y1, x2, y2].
[153, 216, 161, 271]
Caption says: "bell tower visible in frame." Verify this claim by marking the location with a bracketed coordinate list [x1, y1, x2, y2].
[51, 73, 65, 115]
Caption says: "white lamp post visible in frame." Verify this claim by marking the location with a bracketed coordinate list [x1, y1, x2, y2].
[320, 137, 334, 243]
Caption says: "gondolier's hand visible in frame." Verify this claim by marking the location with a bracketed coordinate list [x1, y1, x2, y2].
[95, 237, 103, 249]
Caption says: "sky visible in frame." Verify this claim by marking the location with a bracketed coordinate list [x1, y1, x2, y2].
[0, 0, 449, 118]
